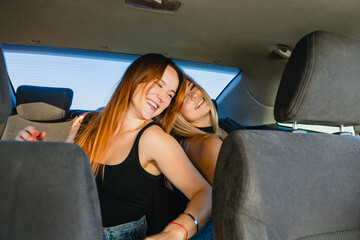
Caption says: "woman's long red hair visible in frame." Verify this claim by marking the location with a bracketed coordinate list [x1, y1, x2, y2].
[75, 53, 185, 177]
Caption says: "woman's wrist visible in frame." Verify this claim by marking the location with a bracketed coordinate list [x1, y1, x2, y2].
[181, 212, 199, 234]
[166, 222, 188, 240]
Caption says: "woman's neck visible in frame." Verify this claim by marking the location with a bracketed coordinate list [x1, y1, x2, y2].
[115, 110, 152, 134]
[197, 126, 215, 134]
[190, 115, 212, 128]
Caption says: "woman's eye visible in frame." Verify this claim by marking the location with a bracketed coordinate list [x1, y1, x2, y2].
[168, 94, 173, 98]
[190, 84, 195, 90]
[157, 83, 163, 88]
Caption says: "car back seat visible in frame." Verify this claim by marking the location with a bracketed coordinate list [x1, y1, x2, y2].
[0, 44, 102, 240]
[1, 85, 75, 141]
[213, 31, 360, 239]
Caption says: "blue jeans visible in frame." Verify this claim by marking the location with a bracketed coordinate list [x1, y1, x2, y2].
[189, 218, 213, 240]
[102, 216, 147, 240]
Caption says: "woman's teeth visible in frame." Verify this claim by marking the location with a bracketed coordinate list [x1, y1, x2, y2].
[195, 98, 204, 109]
[147, 99, 158, 109]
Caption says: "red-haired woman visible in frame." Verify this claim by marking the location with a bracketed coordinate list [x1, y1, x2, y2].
[16, 54, 212, 240]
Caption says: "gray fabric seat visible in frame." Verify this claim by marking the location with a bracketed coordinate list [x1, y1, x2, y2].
[213, 31, 360, 240]
[0, 45, 102, 240]
[1, 85, 75, 141]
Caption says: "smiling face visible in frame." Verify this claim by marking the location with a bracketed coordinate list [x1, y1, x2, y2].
[181, 80, 212, 127]
[130, 65, 179, 120]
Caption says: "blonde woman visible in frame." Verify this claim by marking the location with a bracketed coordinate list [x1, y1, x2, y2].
[172, 77, 227, 185]
[15, 54, 211, 240]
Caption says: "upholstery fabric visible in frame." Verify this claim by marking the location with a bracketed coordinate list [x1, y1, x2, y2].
[1, 115, 74, 141]
[0, 45, 12, 123]
[1, 85, 75, 141]
[0, 141, 102, 240]
[0, 121, 5, 137]
[213, 130, 360, 240]
[353, 125, 360, 135]
[274, 31, 360, 126]
[297, 229, 360, 240]
[16, 85, 73, 122]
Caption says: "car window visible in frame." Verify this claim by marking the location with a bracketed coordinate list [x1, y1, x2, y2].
[3, 44, 239, 110]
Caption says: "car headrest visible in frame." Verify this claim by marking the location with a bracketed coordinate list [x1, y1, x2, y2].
[274, 31, 360, 126]
[16, 85, 73, 122]
[0, 45, 12, 123]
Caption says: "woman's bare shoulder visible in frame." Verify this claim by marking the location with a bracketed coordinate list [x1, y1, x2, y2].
[141, 123, 180, 146]
[185, 134, 222, 150]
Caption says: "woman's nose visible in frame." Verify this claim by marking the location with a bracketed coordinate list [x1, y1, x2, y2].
[158, 93, 164, 102]
[158, 91, 168, 103]
[191, 92, 197, 100]
[191, 89, 200, 100]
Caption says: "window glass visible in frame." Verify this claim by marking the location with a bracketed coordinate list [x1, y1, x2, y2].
[3, 44, 239, 110]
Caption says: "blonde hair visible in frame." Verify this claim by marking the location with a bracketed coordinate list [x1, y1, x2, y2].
[171, 76, 223, 139]
[75, 53, 185, 177]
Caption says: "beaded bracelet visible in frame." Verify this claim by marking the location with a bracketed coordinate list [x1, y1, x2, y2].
[181, 212, 199, 234]
[168, 222, 188, 240]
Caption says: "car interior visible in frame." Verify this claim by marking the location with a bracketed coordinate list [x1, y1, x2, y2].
[1, 85, 75, 141]
[0, 46, 102, 240]
[213, 31, 360, 240]
[1, 0, 360, 239]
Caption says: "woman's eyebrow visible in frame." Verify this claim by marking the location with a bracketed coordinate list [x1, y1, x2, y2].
[160, 79, 167, 85]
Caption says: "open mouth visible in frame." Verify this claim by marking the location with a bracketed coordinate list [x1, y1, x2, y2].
[195, 98, 205, 109]
[146, 99, 159, 110]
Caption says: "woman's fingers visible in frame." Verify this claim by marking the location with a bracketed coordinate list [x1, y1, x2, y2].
[15, 126, 36, 141]
[15, 126, 46, 142]
[38, 131, 47, 141]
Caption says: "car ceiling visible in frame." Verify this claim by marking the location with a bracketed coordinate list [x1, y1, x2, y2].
[1, 0, 360, 125]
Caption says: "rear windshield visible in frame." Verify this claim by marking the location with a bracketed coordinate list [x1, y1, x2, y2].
[3, 44, 239, 110]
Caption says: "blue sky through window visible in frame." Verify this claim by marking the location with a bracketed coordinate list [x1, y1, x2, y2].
[3, 44, 239, 110]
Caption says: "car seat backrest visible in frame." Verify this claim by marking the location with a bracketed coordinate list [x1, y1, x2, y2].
[1, 85, 75, 141]
[0, 141, 102, 240]
[213, 31, 360, 240]
[0, 45, 102, 240]
[0, 45, 11, 123]
[0, 44, 11, 137]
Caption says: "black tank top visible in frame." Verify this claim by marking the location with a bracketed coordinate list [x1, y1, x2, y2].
[96, 121, 162, 227]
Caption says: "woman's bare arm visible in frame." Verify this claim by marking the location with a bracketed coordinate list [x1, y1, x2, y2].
[183, 136, 222, 186]
[141, 125, 212, 240]
[65, 115, 85, 143]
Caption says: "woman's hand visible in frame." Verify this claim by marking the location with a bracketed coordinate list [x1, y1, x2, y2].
[145, 222, 187, 240]
[15, 126, 47, 142]
[66, 114, 86, 143]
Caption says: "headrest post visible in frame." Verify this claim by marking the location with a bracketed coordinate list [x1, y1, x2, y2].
[339, 124, 344, 133]
[334, 124, 353, 136]
[291, 121, 307, 133]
